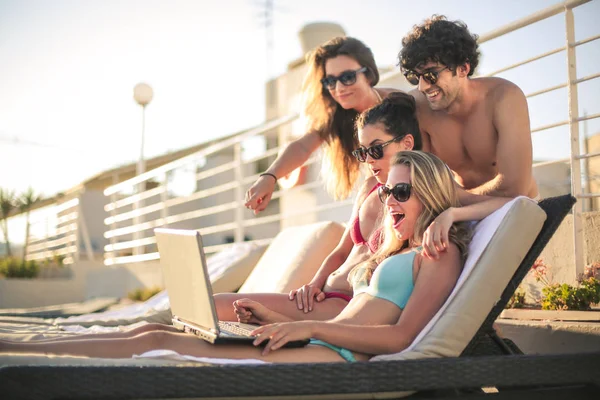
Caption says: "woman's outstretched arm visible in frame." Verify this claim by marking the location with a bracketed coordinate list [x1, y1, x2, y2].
[245, 131, 323, 214]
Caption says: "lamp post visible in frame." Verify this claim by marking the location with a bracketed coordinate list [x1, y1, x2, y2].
[132, 83, 153, 256]
[133, 83, 153, 177]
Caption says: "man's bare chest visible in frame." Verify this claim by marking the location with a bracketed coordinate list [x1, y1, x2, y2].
[424, 113, 498, 170]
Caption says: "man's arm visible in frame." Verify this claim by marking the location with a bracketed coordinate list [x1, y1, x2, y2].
[467, 82, 533, 197]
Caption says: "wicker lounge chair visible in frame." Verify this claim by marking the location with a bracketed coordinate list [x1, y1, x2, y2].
[1, 195, 599, 399]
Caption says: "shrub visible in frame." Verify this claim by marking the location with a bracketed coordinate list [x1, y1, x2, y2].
[541, 278, 600, 311]
[531, 258, 600, 311]
[506, 289, 526, 309]
[0, 257, 40, 278]
[127, 286, 162, 302]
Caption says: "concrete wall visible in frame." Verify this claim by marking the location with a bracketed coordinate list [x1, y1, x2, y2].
[498, 318, 600, 355]
[0, 261, 105, 308]
[520, 210, 600, 302]
[0, 259, 166, 308]
[533, 162, 571, 200]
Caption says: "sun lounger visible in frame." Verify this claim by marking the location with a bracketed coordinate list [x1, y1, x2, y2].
[0, 221, 344, 340]
[2, 195, 599, 399]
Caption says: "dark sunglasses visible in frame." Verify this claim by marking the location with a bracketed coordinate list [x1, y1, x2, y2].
[321, 67, 367, 90]
[352, 136, 402, 163]
[403, 66, 449, 86]
[378, 183, 412, 204]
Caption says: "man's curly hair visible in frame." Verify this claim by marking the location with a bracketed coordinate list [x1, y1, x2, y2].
[399, 15, 480, 76]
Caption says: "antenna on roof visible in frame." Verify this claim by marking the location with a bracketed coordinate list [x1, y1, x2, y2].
[251, 0, 288, 81]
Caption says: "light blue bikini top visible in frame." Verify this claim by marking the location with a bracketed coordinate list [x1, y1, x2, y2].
[352, 248, 419, 309]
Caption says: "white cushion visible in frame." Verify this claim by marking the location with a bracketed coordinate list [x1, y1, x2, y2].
[239, 221, 345, 293]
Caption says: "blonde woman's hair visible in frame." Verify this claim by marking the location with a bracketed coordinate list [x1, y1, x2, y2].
[302, 36, 379, 200]
[349, 151, 472, 284]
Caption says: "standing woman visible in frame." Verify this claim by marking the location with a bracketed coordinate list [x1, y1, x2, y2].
[245, 36, 397, 213]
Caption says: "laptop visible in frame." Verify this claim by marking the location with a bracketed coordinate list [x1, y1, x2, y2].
[154, 227, 309, 347]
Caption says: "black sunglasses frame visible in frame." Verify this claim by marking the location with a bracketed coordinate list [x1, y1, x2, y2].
[321, 67, 367, 90]
[378, 183, 412, 204]
[403, 66, 449, 86]
[352, 136, 404, 163]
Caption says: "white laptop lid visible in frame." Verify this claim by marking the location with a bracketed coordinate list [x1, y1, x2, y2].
[155, 228, 219, 333]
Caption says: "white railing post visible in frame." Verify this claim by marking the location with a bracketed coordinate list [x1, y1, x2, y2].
[45, 213, 50, 262]
[161, 171, 169, 226]
[233, 142, 244, 243]
[565, 6, 585, 278]
[108, 173, 118, 264]
[78, 197, 95, 262]
[133, 185, 143, 256]
[74, 200, 81, 262]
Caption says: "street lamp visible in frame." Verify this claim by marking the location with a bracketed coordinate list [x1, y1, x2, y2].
[132, 83, 153, 256]
[133, 83, 153, 177]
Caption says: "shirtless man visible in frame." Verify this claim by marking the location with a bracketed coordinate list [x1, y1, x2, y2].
[399, 15, 538, 198]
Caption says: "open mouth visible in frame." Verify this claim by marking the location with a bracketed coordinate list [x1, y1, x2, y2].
[372, 168, 380, 176]
[425, 89, 441, 101]
[391, 212, 405, 227]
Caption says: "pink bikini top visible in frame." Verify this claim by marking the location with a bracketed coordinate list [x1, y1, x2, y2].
[349, 182, 383, 254]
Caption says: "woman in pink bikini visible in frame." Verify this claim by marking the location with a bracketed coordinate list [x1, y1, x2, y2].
[216, 92, 422, 323]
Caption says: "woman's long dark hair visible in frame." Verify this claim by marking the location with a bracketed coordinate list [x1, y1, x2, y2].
[302, 36, 379, 199]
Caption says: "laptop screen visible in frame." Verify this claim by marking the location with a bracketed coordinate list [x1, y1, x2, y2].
[155, 228, 219, 332]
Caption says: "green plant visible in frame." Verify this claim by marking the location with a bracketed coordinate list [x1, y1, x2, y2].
[506, 289, 526, 309]
[0, 257, 40, 278]
[531, 258, 600, 311]
[52, 253, 66, 267]
[0, 188, 16, 256]
[127, 286, 162, 302]
[541, 278, 600, 310]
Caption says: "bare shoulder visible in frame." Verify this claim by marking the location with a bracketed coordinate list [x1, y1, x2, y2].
[356, 175, 380, 204]
[419, 242, 462, 274]
[476, 77, 525, 102]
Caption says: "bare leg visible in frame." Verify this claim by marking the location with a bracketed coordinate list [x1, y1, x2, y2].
[215, 293, 347, 322]
[11, 323, 178, 343]
[0, 330, 367, 362]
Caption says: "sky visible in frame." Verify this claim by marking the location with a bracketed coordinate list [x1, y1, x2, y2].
[0, 0, 599, 198]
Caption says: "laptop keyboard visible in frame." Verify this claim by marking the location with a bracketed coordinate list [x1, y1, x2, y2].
[218, 321, 258, 338]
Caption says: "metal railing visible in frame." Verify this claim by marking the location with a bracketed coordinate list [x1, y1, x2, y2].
[103, 115, 304, 265]
[103, 0, 598, 276]
[25, 196, 95, 265]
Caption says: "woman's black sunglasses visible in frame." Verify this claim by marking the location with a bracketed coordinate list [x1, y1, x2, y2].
[403, 66, 449, 86]
[378, 183, 412, 204]
[352, 136, 402, 163]
[321, 67, 367, 90]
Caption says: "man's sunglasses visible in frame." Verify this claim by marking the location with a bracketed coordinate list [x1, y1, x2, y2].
[321, 67, 367, 90]
[352, 136, 402, 163]
[403, 66, 449, 86]
[378, 183, 412, 204]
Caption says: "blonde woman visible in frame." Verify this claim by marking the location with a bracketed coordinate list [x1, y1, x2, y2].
[245, 36, 397, 214]
[0, 152, 509, 362]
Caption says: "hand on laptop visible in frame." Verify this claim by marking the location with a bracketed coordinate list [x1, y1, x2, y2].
[252, 321, 314, 355]
[233, 299, 292, 325]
